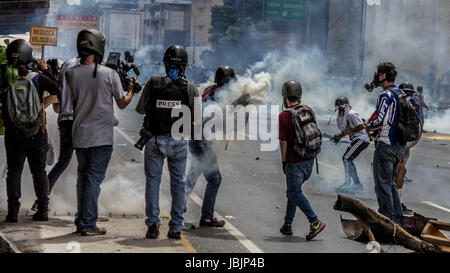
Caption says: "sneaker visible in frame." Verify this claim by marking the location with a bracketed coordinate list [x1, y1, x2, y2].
[280, 224, 293, 235]
[146, 223, 160, 239]
[199, 217, 225, 227]
[81, 226, 107, 236]
[402, 203, 413, 215]
[167, 230, 181, 240]
[306, 221, 326, 241]
[350, 183, 364, 192]
[335, 183, 352, 192]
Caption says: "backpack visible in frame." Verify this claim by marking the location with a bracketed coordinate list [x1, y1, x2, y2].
[389, 88, 421, 143]
[6, 72, 43, 138]
[285, 105, 322, 159]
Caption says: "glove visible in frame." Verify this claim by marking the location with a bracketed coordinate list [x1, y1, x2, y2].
[282, 162, 286, 175]
[330, 134, 343, 144]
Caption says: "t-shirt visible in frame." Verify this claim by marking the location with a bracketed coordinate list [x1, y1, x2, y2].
[58, 57, 80, 122]
[66, 64, 124, 148]
[278, 104, 314, 164]
[337, 108, 370, 142]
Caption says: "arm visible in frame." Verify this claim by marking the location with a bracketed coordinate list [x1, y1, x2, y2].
[369, 93, 391, 131]
[280, 141, 287, 162]
[115, 89, 134, 110]
[43, 95, 57, 108]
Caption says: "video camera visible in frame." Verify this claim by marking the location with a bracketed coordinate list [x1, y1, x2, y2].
[105, 51, 142, 94]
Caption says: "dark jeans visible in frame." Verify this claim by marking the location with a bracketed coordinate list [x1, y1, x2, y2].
[284, 159, 318, 225]
[4, 127, 49, 212]
[185, 140, 222, 220]
[373, 141, 405, 220]
[75, 146, 112, 230]
[48, 120, 74, 194]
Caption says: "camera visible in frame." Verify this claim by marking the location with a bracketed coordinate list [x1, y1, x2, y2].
[134, 128, 153, 151]
[105, 51, 142, 94]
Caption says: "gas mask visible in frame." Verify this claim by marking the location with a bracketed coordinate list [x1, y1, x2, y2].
[364, 72, 381, 92]
[337, 105, 348, 117]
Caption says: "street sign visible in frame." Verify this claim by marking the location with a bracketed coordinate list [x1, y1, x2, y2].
[57, 15, 99, 29]
[29, 26, 58, 46]
[263, 0, 306, 20]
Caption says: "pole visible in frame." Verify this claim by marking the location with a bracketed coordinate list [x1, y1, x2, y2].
[42, 45, 45, 59]
[358, 0, 367, 79]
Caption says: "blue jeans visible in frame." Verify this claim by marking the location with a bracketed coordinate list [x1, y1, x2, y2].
[284, 159, 318, 225]
[75, 146, 112, 230]
[373, 141, 405, 220]
[185, 140, 222, 220]
[144, 135, 187, 233]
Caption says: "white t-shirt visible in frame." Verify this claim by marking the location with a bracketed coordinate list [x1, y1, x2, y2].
[337, 108, 370, 143]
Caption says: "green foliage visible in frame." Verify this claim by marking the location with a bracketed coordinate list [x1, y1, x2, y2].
[0, 45, 19, 95]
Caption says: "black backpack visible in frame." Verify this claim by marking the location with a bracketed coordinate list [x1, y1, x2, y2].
[285, 105, 322, 159]
[390, 87, 421, 143]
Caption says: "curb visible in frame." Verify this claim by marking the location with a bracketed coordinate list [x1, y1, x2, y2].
[0, 232, 20, 253]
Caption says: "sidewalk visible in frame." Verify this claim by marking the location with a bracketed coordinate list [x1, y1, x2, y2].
[0, 212, 195, 253]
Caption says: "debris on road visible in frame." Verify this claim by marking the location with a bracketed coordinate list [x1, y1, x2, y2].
[334, 195, 441, 253]
[421, 220, 450, 253]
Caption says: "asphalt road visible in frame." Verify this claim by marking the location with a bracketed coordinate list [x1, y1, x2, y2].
[0, 96, 449, 253]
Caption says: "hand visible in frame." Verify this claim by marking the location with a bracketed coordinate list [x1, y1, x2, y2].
[330, 134, 342, 144]
[128, 78, 135, 92]
[282, 162, 286, 175]
[36, 59, 48, 71]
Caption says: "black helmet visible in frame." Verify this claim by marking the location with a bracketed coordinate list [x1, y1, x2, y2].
[335, 96, 349, 107]
[399, 82, 415, 93]
[77, 29, 106, 61]
[163, 45, 188, 65]
[214, 66, 237, 86]
[6, 39, 33, 66]
[282, 80, 302, 98]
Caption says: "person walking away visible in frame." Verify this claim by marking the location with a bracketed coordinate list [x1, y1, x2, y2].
[1, 39, 60, 222]
[331, 96, 370, 193]
[278, 80, 326, 240]
[66, 29, 136, 235]
[184, 66, 237, 227]
[135, 45, 199, 240]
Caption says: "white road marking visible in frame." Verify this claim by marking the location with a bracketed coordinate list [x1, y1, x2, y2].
[189, 192, 264, 253]
[114, 127, 264, 253]
[422, 201, 450, 213]
[317, 160, 340, 171]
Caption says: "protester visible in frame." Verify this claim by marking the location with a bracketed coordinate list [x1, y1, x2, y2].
[184, 66, 237, 227]
[66, 29, 135, 235]
[1, 39, 60, 222]
[331, 96, 370, 193]
[278, 80, 326, 240]
[368, 62, 405, 221]
[135, 45, 199, 240]
[416, 86, 430, 126]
